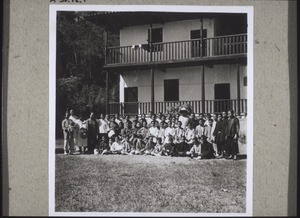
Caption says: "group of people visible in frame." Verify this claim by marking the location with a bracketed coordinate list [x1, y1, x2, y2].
[61, 107, 244, 160]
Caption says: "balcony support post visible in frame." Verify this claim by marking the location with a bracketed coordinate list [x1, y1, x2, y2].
[104, 26, 108, 66]
[151, 68, 155, 113]
[149, 19, 155, 113]
[200, 17, 204, 58]
[106, 70, 110, 115]
[201, 64, 205, 113]
[237, 63, 241, 115]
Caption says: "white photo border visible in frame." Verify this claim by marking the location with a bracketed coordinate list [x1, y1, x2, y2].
[49, 4, 254, 217]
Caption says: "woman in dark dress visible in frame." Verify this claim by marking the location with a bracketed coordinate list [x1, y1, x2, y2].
[213, 113, 227, 158]
[86, 112, 98, 154]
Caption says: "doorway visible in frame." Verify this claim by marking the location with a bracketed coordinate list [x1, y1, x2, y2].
[214, 83, 231, 113]
[124, 87, 138, 114]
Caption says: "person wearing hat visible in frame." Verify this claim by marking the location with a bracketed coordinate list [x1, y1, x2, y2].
[178, 107, 190, 129]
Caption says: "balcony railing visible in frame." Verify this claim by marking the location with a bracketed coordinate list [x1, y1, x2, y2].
[106, 34, 247, 65]
[109, 99, 247, 115]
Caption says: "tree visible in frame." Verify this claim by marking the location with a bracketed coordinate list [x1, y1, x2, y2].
[56, 12, 119, 137]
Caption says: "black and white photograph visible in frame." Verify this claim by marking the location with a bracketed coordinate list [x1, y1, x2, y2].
[49, 5, 253, 216]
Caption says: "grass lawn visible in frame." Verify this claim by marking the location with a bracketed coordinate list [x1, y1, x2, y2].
[55, 153, 247, 213]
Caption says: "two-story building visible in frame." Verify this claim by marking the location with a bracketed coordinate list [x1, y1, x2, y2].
[89, 12, 248, 116]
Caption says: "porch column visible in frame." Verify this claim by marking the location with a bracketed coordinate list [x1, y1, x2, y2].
[237, 63, 241, 115]
[106, 70, 110, 115]
[151, 68, 155, 113]
[201, 64, 205, 113]
[149, 21, 155, 113]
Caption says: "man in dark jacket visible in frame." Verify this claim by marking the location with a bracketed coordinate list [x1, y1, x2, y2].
[225, 109, 240, 160]
[213, 112, 228, 158]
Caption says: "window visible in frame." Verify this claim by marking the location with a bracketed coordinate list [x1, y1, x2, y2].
[190, 29, 207, 39]
[148, 28, 163, 52]
[164, 79, 179, 101]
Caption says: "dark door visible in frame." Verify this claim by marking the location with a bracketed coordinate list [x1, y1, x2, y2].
[148, 28, 163, 52]
[214, 83, 231, 113]
[164, 79, 179, 101]
[191, 29, 207, 57]
[124, 87, 138, 114]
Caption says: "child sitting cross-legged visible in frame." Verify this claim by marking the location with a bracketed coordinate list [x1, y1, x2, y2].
[186, 137, 202, 159]
[162, 136, 176, 156]
[98, 135, 111, 155]
[151, 137, 164, 156]
[121, 134, 131, 155]
[133, 135, 147, 155]
[144, 136, 155, 155]
[176, 135, 189, 157]
[110, 135, 123, 154]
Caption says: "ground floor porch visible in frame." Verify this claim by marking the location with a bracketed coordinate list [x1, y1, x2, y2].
[109, 99, 247, 116]
[104, 60, 247, 116]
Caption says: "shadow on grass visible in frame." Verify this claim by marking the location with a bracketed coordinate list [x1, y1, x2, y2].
[237, 154, 247, 160]
[56, 148, 64, 154]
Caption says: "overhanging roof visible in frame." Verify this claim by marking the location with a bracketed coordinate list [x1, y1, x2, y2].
[80, 12, 246, 31]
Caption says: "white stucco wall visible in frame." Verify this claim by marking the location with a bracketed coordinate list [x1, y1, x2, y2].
[118, 18, 247, 108]
[120, 18, 214, 46]
[119, 64, 247, 103]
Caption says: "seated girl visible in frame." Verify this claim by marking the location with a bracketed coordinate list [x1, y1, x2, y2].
[144, 136, 155, 155]
[121, 134, 131, 155]
[110, 136, 123, 154]
[151, 137, 163, 156]
[162, 137, 175, 156]
[176, 136, 189, 157]
[98, 135, 111, 155]
[186, 137, 201, 159]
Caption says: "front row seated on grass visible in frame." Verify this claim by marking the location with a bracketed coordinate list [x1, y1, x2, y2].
[93, 134, 215, 159]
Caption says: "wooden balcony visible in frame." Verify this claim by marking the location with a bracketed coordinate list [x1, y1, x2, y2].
[105, 34, 247, 69]
[109, 99, 247, 116]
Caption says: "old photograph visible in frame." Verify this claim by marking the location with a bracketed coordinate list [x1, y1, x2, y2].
[49, 5, 253, 216]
